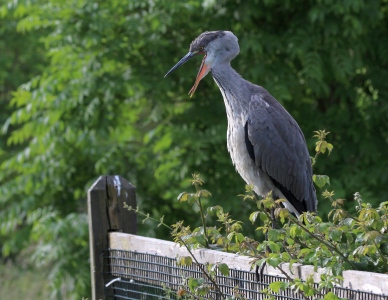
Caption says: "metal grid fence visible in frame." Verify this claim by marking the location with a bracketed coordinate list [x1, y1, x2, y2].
[102, 249, 388, 300]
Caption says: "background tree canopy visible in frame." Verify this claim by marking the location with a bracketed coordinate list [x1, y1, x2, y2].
[1, 0, 387, 298]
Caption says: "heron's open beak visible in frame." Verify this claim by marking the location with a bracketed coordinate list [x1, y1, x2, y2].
[164, 52, 195, 78]
[164, 51, 209, 98]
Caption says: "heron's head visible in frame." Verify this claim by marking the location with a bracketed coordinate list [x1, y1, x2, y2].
[164, 31, 239, 97]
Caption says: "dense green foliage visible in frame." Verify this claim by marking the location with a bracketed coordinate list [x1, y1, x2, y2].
[1, 0, 388, 298]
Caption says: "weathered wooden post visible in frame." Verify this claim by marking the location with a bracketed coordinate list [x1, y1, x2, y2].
[88, 175, 137, 300]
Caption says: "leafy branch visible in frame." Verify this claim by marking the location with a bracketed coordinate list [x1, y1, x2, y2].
[124, 202, 227, 298]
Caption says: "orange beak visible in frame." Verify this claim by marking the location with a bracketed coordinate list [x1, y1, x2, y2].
[188, 54, 209, 98]
[164, 51, 209, 98]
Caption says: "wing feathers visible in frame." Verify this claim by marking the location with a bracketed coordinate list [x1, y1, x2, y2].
[246, 93, 317, 213]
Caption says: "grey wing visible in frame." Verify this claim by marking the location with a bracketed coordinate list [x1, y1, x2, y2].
[245, 94, 317, 213]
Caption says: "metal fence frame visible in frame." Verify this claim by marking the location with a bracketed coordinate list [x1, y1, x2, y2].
[102, 249, 388, 300]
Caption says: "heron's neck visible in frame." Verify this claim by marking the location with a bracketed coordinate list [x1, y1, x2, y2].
[211, 63, 251, 122]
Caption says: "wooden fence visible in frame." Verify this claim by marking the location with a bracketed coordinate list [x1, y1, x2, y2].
[88, 176, 388, 300]
[88, 176, 137, 300]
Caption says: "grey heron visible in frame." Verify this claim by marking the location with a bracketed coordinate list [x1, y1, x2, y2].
[165, 31, 317, 216]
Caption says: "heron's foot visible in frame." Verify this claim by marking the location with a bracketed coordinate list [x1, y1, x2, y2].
[255, 261, 267, 282]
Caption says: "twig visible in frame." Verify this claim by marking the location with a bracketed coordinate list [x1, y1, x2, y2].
[196, 196, 210, 248]
[289, 216, 356, 269]
[178, 237, 226, 298]
[244, 242, 310, 300]
[124, 204, 225, 298]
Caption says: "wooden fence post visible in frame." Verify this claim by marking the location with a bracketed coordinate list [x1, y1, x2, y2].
[88, 175, 137, 300]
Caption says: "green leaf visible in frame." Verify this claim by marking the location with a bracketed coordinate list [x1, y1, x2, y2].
[249, 211, 260, 223]
[343, 218, 355, 227]
[281, 252, 291, 261]
[316, 140, 334, 154]
[198, 189, 212, 198]
[235, 233, 245, 243]
[188, 278, 203, 292]
[208, 205, 223, 216]
[324, 292, 341, 300]
[218, 263, 229, 276]
[177, 192, 189, 202]
[345, 233, 355, 244]
[268, 242, 281, 253]
[267, 256, 282, 268]
[381, 242, 388, 255]
[267, 229, 282, 241]
[278, 208, 289, 223]
[196, 285, 210, 296]
[332, 262, 343, 276]
[259, 211, 269, 222]
[313, 175, 330, 188]
[178, 256, 193, 266]
[269, 281, 288, 292]
[286, 238, 295, 245]
[289, 225, 301, 238]
[329, 229, 342, 242]
[298, 248, 313, 258]
[227, 232, 235, 242]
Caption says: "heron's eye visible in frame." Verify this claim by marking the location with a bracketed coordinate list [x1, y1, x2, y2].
[199, 46, 204, 51]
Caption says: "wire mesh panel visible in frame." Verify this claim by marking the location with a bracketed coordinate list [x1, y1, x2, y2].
[102, 249, 388, 300]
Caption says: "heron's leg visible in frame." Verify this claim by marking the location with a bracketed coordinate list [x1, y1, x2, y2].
[256, 192, 280, 282]
[270, 206, 278, 229]
[255, 261, 264, 282]
[255, 236, 268, 282]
